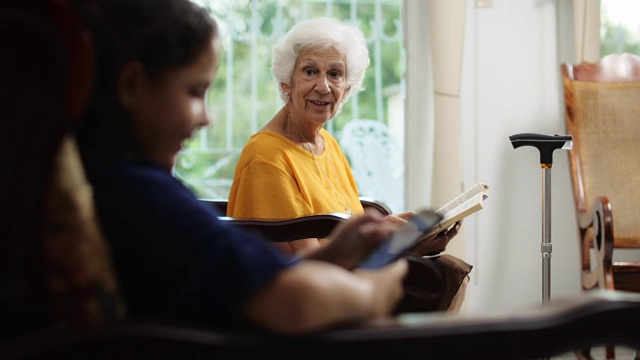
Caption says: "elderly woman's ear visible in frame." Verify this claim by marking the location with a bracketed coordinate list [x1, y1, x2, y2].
[280, 83, 290, 96]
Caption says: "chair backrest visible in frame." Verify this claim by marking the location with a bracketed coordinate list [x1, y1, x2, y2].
[339, 119, 404, 214]
[562, 53, 640, 248]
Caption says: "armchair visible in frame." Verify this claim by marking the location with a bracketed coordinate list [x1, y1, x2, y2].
[562, 53, 640, 359]
[3, 2, 640, 359]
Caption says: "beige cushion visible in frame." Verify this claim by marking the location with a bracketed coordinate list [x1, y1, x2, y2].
[43, 135, 126, 326]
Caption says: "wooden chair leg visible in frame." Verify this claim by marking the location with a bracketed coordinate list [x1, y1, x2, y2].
[605, 344, 615, 359]
[576, 347, 593, 360]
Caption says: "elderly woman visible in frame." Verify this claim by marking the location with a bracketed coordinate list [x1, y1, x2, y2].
[227, 18, 472, 312]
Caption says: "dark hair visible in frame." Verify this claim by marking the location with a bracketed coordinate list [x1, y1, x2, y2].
[72, 0, 218, 167]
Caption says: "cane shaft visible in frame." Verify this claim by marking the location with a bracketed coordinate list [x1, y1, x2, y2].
[541, 167, 552, 304]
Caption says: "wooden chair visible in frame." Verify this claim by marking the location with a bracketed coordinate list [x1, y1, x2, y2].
[4, 2, 640, 359]
[562, 53, 640, 359]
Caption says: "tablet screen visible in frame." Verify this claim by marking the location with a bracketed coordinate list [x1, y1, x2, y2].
[357, 209, 442, 269]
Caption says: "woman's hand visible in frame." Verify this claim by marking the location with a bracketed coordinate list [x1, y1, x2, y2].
[408, 220, 463, 257]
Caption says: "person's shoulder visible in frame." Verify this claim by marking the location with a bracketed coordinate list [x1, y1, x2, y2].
[242, 130, 295, 157]
[106, 158, 173, 182]
[91, 158, 185, 196]
[247, 130, 287, 145]
[89, 158, 206, 221]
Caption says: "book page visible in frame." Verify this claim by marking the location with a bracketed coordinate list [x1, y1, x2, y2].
[426, 183, 489, 236]
[435, 183, 489, 215]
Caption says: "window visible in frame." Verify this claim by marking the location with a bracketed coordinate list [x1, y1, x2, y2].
[600, 0, 640, 56]
[177, 0, 404, 210]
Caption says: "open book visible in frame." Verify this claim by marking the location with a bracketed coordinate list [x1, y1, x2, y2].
[425, 182, 490, 237]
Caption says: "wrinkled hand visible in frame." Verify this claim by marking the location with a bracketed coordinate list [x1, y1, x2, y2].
[408, 220, 463, 257]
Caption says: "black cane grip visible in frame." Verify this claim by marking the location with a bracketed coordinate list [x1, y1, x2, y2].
[509, 133, 572, 164]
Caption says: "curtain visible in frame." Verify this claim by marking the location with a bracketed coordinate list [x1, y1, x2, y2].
[573, 0, 601, 62]
[404, 0, 467, 258]
[403, 0, 436, 211]
[428, 0, 467, 215]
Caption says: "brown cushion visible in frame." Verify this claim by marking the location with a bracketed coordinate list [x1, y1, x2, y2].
[43, 135, 126, 327]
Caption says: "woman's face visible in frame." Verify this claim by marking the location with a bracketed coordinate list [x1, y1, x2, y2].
[285, 46, 350, 126]
[128, 38, 219, 170]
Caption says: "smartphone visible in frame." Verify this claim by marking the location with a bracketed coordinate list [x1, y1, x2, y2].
[357, 209, 443, 269]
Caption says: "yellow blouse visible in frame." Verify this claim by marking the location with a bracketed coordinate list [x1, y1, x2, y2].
[227, 129, 364, 219]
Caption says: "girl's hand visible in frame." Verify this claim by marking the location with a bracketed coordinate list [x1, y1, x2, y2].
[383, 211, 415, 225]
[303, 209, 398, 269]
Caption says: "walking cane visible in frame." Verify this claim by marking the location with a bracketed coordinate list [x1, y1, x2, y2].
[509, 133, 572, 305]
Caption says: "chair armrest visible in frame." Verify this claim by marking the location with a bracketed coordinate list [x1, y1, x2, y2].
[359, 197, 392, 216]
[578, 196, 614, 290]
[200, 198, 354, 242]
[3, 290, 640, 360]
[200, 199, 229, 214]
[218, 213, 351, 242]
[201, 198, 394, 217]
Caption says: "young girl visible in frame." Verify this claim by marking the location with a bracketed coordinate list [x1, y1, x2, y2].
[72, 0, 407, 335]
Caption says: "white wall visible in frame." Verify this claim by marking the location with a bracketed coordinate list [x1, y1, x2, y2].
[460, 0, 582, 314]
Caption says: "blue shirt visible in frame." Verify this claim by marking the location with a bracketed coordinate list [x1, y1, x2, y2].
[88, 158, 296, 328]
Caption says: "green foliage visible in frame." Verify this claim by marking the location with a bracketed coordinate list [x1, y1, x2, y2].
[600, 19, 640, 56]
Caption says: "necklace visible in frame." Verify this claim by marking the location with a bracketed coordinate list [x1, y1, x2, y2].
[286, 111, 353, 216]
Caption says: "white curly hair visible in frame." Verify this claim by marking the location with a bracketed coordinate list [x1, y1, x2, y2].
[271, 17, 370, 103]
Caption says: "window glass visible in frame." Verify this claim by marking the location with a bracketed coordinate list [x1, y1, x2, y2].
[177, 0, 404, 208]
[600, 0, 640, 56]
